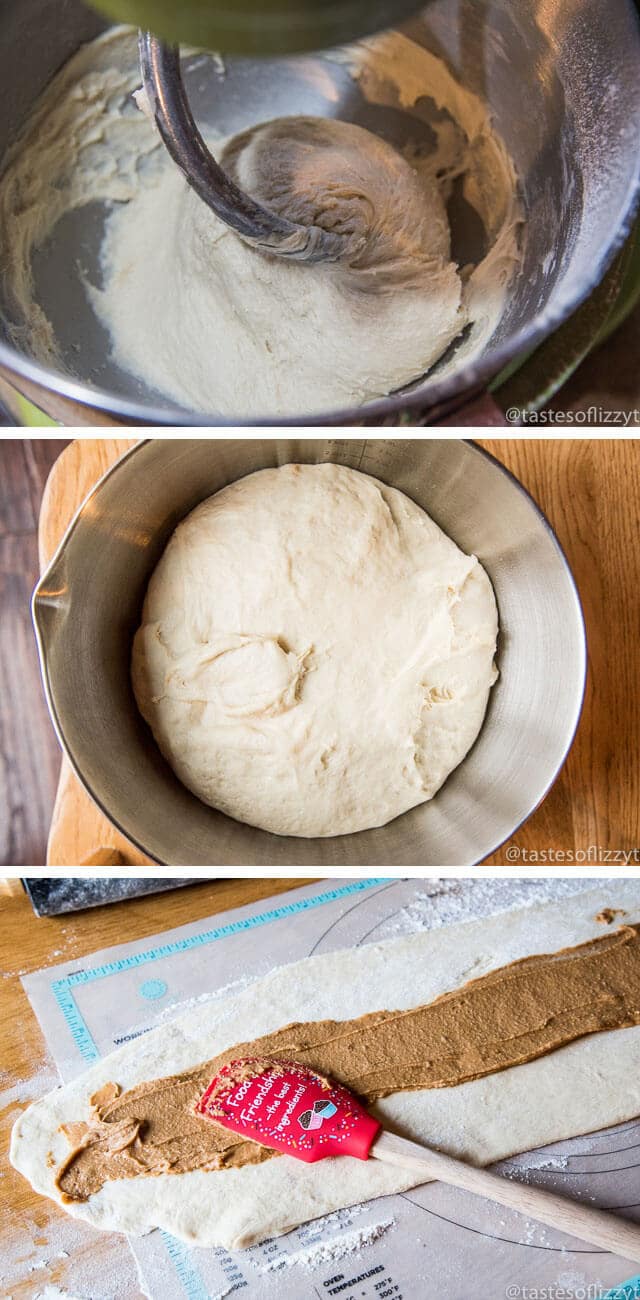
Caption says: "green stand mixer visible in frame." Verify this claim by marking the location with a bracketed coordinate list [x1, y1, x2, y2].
[89, 0, 426, 54]
[99, 3, 430, 263]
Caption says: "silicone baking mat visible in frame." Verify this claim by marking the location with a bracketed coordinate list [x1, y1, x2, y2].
[21, 878, 640, 1300]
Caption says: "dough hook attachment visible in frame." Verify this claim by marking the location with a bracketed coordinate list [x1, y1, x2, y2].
[138, 32, 348, 264]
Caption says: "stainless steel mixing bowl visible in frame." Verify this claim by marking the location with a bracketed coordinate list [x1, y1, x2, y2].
[1, 0, 640, 424]
[33, 439, 586, 866]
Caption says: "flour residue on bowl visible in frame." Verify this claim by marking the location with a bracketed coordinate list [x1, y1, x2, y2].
[0, 26, 521, 416]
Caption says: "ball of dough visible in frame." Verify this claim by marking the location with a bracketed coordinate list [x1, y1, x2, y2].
[221, 116, 452, 286]
[93, 117, 467, 417]
[132, 464, 498, 836]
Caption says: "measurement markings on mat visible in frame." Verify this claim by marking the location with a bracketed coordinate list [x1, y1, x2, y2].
[160, 1232, 213, 1300]
[55, 879, 390, 987]
[48, 879, 390, 1067]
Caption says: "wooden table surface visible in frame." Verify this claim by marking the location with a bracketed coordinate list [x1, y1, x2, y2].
[0, 875, 309, 1299]
[485, 438, 640, 864]
[1, 436, 639, 865]
[0, 439, 71, 867]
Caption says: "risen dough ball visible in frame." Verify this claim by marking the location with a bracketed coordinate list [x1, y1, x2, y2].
[132, 464, 498, 836]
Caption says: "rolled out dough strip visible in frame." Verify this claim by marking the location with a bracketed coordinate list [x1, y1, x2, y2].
[12, 883, 640, 1249]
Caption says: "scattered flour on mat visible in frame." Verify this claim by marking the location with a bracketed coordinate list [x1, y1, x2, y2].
[521, 1219, 551, 1247]
[28, 1250, 70, 1273]
[503, 1150, 570, 1173]
[383, 878, 610, 938]
[33, 1289, 83, 1300]
[258, 1218, 395, 1272]
[557, 1271, 604, 1293]
[155, 973, 266, 1024]
[111, 973, 276, 1047]
[1, 1213, 139, 1300]
[0, 1064, 61, 1113]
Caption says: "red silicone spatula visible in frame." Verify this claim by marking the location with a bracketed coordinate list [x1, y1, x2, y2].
[197, 1058, 640, 1262]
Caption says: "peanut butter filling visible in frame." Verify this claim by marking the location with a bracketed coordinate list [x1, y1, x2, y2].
[56, 924, 640, 1202]
[596, 908, 627, 925]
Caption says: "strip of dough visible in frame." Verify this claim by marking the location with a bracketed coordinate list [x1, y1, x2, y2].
[55, 925, 640, 1201]
[11, 884, 640, 1249]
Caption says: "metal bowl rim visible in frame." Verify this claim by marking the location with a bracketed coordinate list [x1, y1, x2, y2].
[32, 437, 587, 866]
[4, 0, 640, 425]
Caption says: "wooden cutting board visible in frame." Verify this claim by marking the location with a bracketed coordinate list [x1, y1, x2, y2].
[40, 437, 640, 867]
[39, 438, 149, 865]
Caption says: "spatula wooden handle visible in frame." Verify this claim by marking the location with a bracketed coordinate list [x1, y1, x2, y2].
[371, 1130, 640, 1263]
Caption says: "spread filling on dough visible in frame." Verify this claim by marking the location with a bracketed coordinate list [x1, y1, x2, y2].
[131, 463, 499, 837]
[55, 925, 640, 1202]
[0, 27, 521, 417]
[596, 908, 627, 925]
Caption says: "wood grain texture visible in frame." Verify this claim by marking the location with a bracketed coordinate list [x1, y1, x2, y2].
[29, 437, 640, 866]
[482, 439, 640, 867]
[0, 876, 309, 1299]
[0, 439, 70, 867]
[39, 439, 152, 867]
